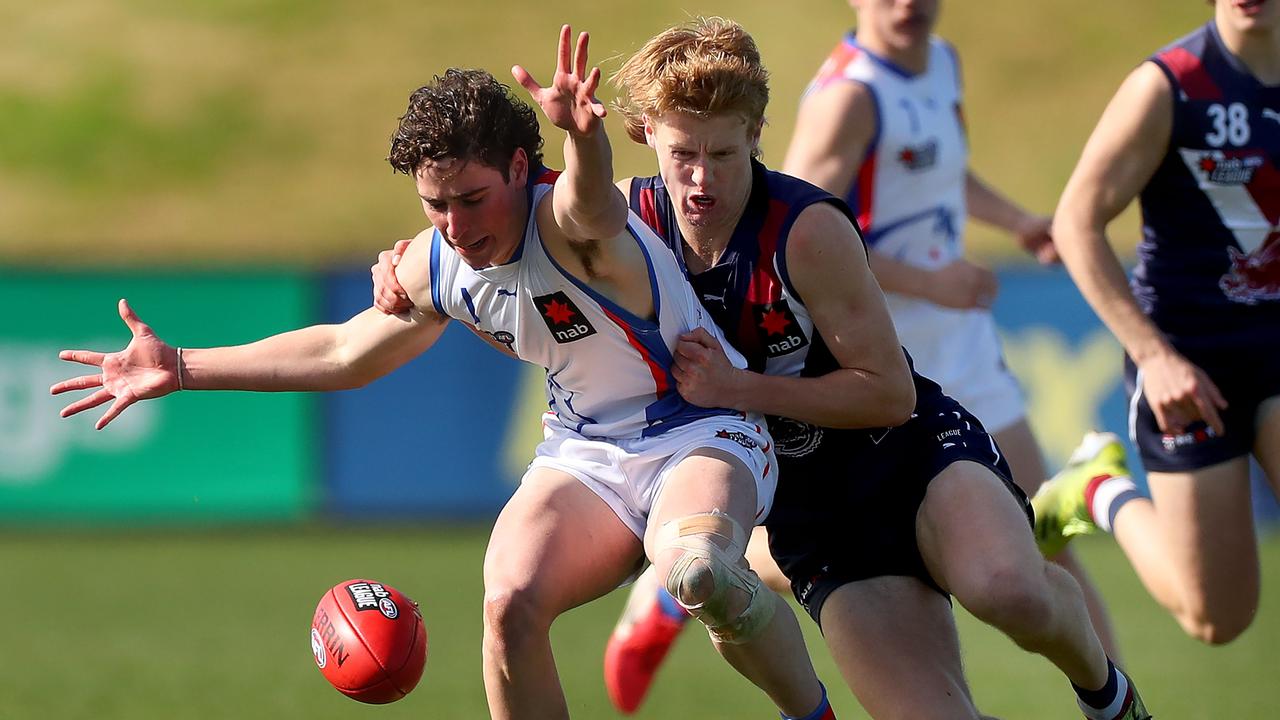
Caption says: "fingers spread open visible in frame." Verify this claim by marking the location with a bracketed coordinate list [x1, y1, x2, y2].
[575, 31, 589, 78]
[50, 374, 104, 396]
[511, 64, 541, 95]
[61, 388, 115, 418]
[59, 349, 106, 367]
[96, 396, 135, 431]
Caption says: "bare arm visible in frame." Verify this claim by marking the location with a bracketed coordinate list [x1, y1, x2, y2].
[674, 204, 916, 429]
[783, 80, 996, 307]
[513, 25, 628, 243]
[1054, 61, 1226, 434]
[53, 235, 449, 428]
[782, 80, 875, 204]
[967, 171, 1058, 264]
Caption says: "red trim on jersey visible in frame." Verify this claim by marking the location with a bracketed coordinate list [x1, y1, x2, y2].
[1158, 47, 1223, 101]
[638, 187, 664, 238]
[747, 199, 790, 304]
[600, 306, 671, 398]
[1245, 157, 1280, 226]
[854, 150, 877, 232]
[536, 168, 562, 185]
[810, 40, 862, 93]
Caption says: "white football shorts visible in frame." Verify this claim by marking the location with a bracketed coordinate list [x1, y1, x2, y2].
[526, 412, 778, 540]
[888, 299, 1027, 435]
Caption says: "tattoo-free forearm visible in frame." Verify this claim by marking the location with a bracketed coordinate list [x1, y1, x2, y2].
[725, 366, 916, 430]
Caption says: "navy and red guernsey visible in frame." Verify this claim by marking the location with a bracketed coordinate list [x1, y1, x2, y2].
[629, 159, 947, 452]
[1140, 21, 1280, 351]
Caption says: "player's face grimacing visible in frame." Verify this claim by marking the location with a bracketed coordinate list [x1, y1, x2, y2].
[850, 0, 939, 51]
[645, 112, 759, 231]
[415, 151, 530, 269]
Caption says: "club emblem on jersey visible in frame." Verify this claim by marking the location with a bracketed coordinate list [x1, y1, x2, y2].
[1220, 232, 1280, 304]
[897, 139, 938, 171]
[534, 291, 597, 343]
[770, 417, 824, 457]
[752, 299, 808, 358]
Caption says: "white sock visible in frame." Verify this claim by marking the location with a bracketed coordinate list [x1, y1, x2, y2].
[1090, 475, 1141, 533]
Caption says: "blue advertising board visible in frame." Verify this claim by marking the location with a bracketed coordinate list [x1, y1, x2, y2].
[321, 270, 544, 518]
[319, 264, 1278, 524]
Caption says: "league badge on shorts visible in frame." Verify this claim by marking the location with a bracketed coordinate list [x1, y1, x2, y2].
[534, 291, 597, 344]
[752, 299, 808, 358]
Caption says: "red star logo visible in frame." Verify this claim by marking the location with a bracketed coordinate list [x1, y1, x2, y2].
[759, 309, 791, 336]
[898, 147, 916, 165]
[1199, 156, 1217, 173]
[543, 299, 575, 325]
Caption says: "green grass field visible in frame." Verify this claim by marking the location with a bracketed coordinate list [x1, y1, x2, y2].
[4, 527, 1278, 718]
[2, 1, 1207, 267]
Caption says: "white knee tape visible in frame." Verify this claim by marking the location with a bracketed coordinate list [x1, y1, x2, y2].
[655, 511, 776, 644]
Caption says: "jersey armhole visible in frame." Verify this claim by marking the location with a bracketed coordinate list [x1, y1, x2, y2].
[775, 198, 860, 307]
[428, 228, 445, 316]
[1144, 58, 1182, 156]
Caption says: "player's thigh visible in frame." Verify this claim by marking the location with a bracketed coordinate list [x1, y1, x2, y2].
[1145, 457, 1257, 600]
[1253, 394, 1280, 494]
[820, 576, 980, 720]
[645, 446, 760, 553]
[915, 461, 1041, 598]
[485, 467, 644, 615]
[991, 419, 1048, 495]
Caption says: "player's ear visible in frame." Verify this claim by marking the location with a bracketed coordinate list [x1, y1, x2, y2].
[748, 118, 764, 154]
[643, 117, 658, 150]
[509, 148, 529, 187]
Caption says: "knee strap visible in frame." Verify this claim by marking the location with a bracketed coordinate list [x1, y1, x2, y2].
[655, 511, 776, 644]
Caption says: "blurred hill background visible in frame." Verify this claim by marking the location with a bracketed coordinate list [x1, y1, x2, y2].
[0, 1, 1207, 268]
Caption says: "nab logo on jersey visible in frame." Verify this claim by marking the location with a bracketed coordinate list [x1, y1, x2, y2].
[753, 299, 809, 358]
[897, 139, 938, 171]
[534, 291, 597, 344]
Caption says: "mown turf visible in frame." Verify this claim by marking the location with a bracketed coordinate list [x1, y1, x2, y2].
[2, 527, 1277, 718]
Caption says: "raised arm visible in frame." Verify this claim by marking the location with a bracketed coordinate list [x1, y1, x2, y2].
[674, 204, 916, 429]
[1054, 61, 1226, 435]
[53, 234, 449, 429]
[513, 25, 628, 243]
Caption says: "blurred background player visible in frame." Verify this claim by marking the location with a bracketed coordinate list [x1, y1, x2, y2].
[374, 17, 1149, 720]
[1037, 0, 1280, 646]
[50, 27, 837, 720]
[780, 0, 1120, 658]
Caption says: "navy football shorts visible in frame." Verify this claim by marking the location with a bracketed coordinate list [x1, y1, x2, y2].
[764, 391, 1029, 626]
[1125, 348, 1280, 473]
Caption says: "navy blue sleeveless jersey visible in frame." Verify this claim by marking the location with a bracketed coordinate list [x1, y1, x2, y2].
[628, 159, 948, 449]
[630, 162, 1025, 611]
[1139, 21, 1280, 351]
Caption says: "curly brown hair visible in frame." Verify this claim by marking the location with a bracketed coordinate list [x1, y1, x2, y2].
[388, 69, 544, 180]
[612, 17, 769, 151]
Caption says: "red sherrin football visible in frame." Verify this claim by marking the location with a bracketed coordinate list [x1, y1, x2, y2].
[310, 579, 427, 704]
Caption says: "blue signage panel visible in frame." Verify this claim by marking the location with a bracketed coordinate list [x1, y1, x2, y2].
[321, 270, 540, 518]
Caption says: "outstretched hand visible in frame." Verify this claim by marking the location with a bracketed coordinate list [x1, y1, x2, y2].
[511, 25, 606, 137]
[50, 299, 181, 430]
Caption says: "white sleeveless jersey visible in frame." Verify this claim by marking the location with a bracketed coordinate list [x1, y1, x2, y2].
[806, 34, 968, 273]
[803, 35, 1025, 424]
[427, 181, 746, 440]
